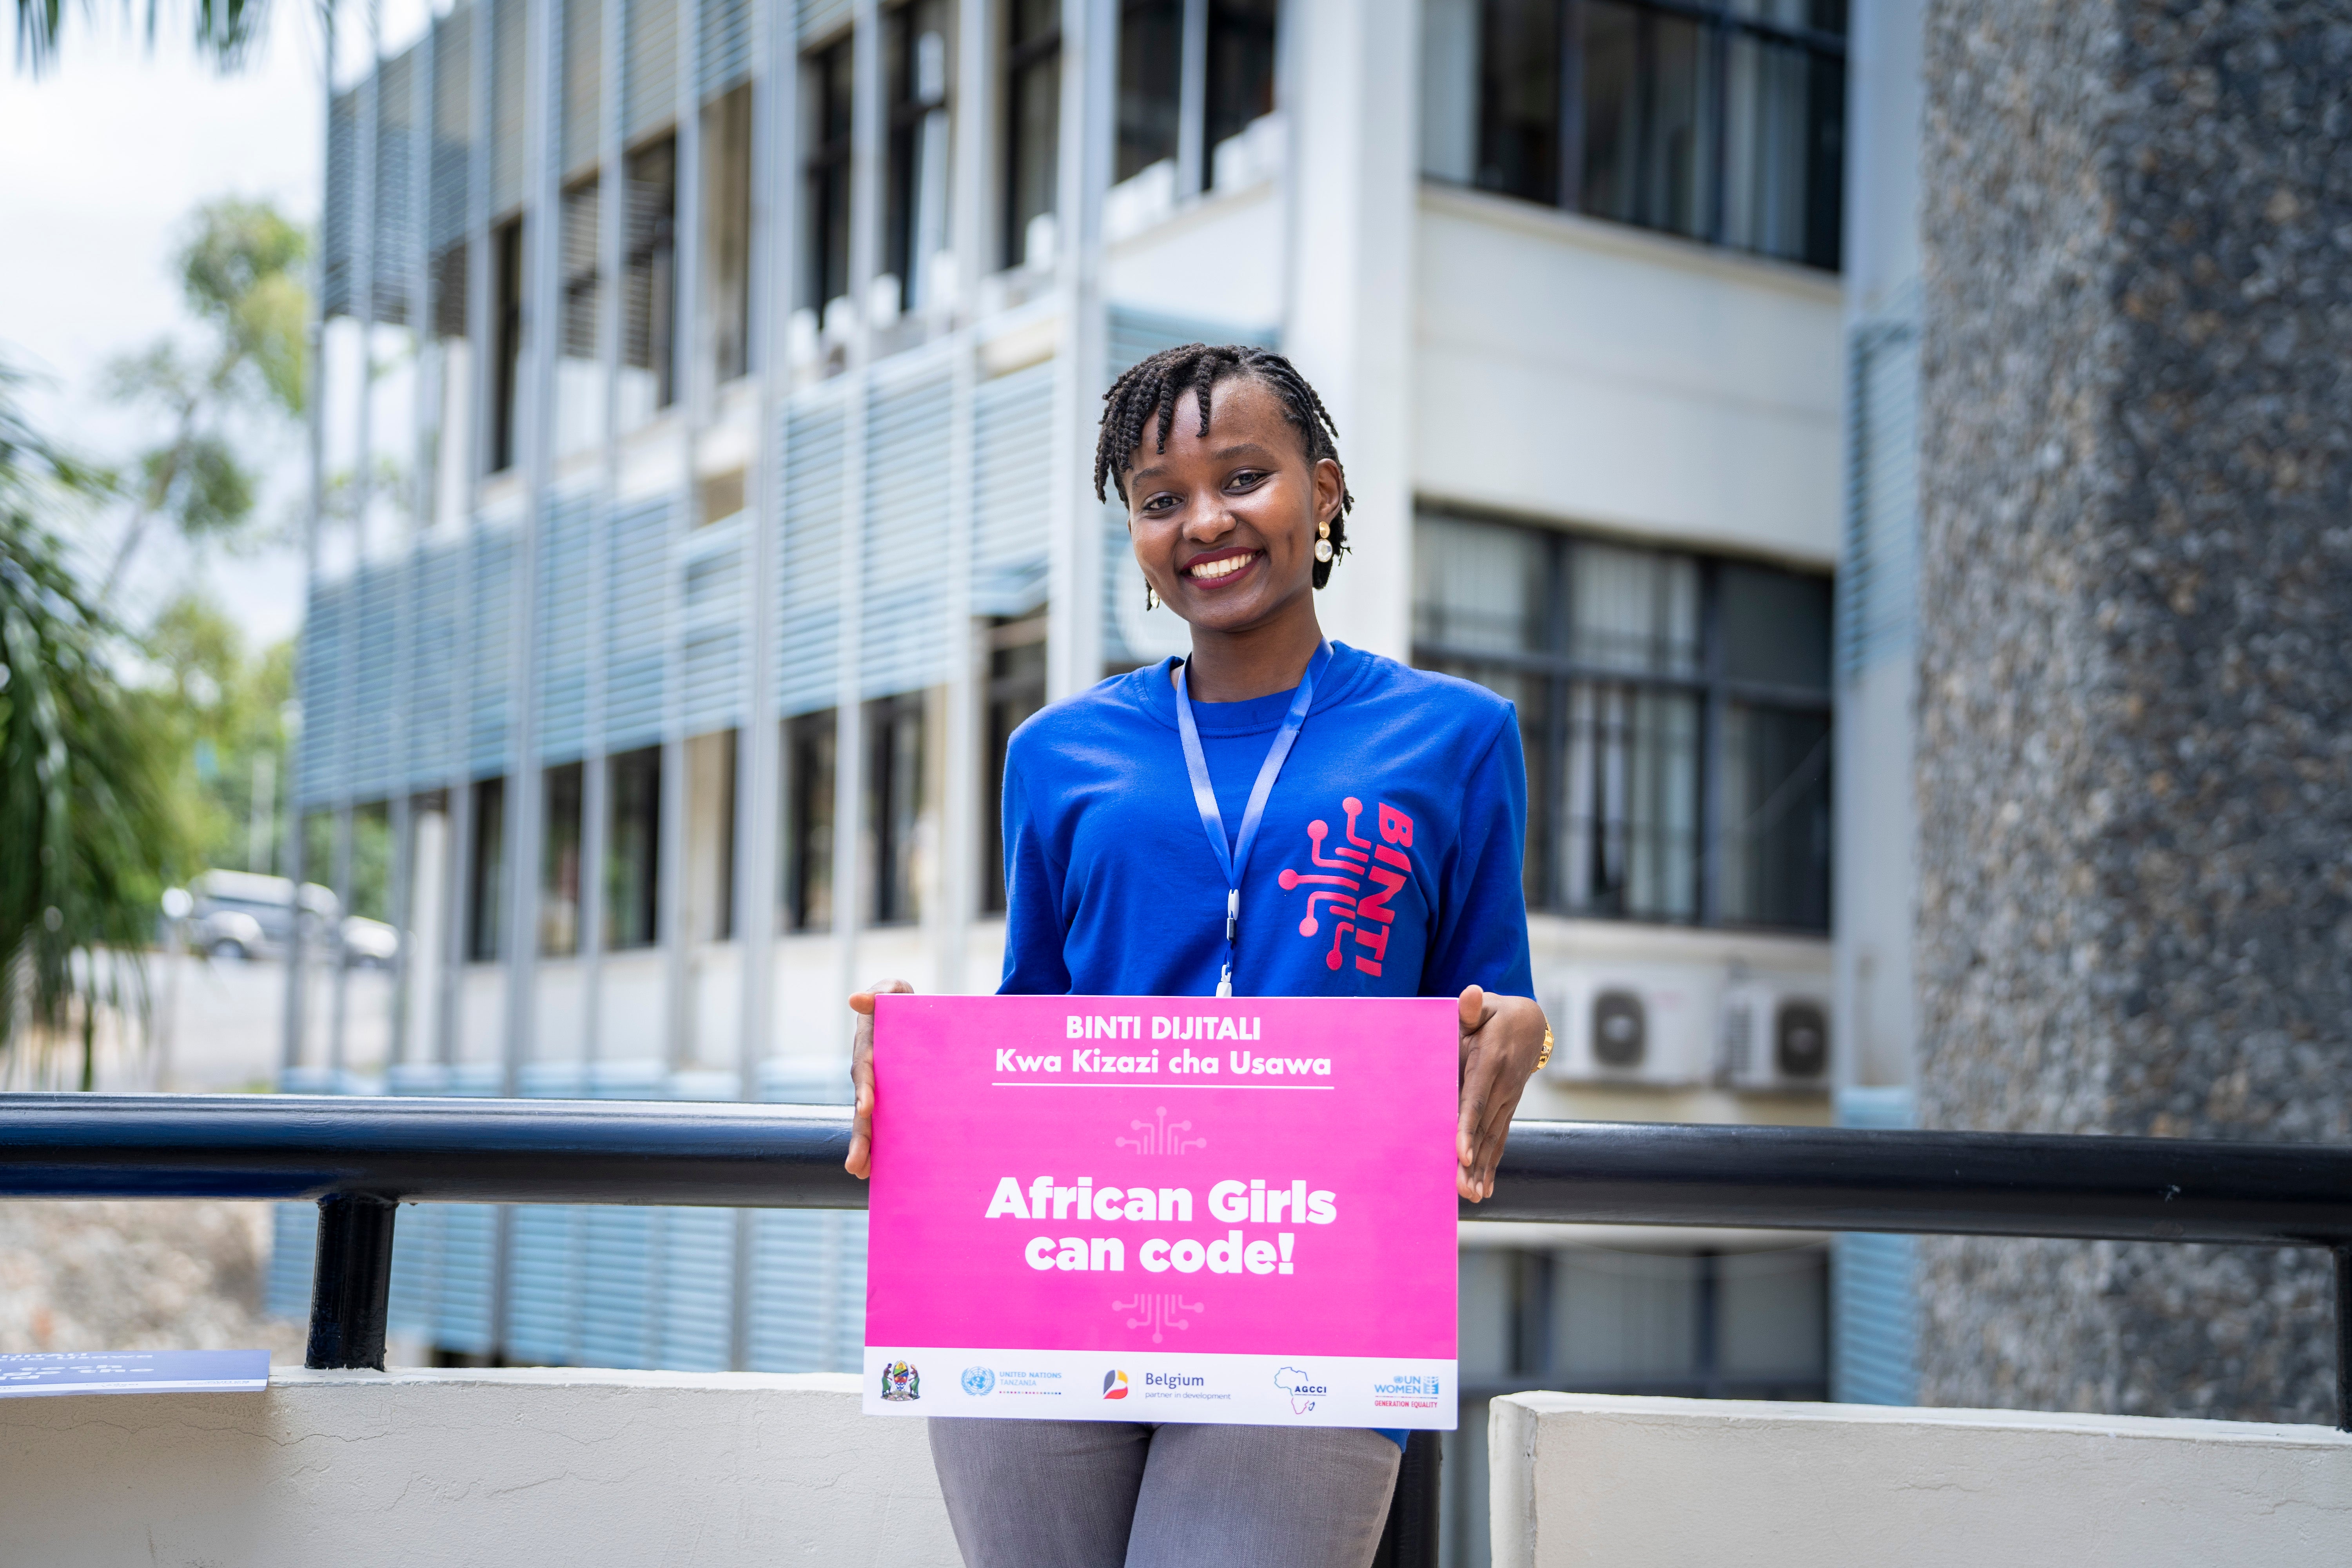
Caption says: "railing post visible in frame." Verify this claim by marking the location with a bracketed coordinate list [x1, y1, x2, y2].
[2336, 1246, 2350, 1433]
[1370, 1430, 1442, 1568]
[306, 1192, 399, 1370]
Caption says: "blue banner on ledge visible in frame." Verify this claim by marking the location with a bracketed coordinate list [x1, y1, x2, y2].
[0, 1349, 270, 1398]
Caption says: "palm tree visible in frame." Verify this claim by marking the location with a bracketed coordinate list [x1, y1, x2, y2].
[0, 365, 193, 1089]
[13, 0, 266, 74]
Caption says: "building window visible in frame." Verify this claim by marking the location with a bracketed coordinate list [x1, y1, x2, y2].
[885, 0, 951, 307]
[541, 762, 584, 956]
[984, 621, 1048, 913]
[1117, 0, 1181, 182]
[804, 35, 856, 312]
[704, 82, 755, 383]
[1422, 0, 1845, 271]
[686, 729, 737, 944]
[865, 693, 926, 926]
[467, 775, 506, 961]
[1203, 0, 1278, 176]
[606, 745, 662, 949]
[784, 710, 836, 932]
[1114, 0, 1278, 195]
[1004, 0, 1061, 269]
[561, 178, 601, 361]
[1412, 510, 1831, 931]
[490, 218, 525, 472]
[622, 136, 678, 417]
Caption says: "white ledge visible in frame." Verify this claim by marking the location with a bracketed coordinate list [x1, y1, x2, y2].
[1, 1367, 957, 1568]
[1491, 1392, 2352, 1568]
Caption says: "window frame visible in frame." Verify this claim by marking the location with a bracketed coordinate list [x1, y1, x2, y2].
[883, 0, 951, 292]
[1411, 511, 1833, 933]
[1457, 0, 1847, 271]
[1001, 0, 1062, 270]
[802, 36, 857, 312]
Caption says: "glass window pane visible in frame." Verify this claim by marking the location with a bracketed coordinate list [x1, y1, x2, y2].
[1553, 1247, 1700, 1383]
[1566, 539, 1699, 676]
[1720, 561, 1831, 689]
[606, 746, 662, 949]
[1414, 514, 1549, 654]
[1579, 2, 1719, 242]
[1717, 1245, 1828, 1381]
[1718, 702, 1830, 930]
[1722, 34, 1843, 267]
[1008, 54, 1061, 266]
[541, 762, 583, 956]
[1204, 0, 1279, 169]
[785, 711, 835, 931]
[1118, 0, 1183, 180]
[468, 777, 506, 961]
[1476, 0, 1558, 202]
[1643, 11, 1715, 240]
[1558, 682, 1699, 922]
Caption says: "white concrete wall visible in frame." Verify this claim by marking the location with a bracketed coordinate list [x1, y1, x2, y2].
[1415, 185, 1843, 567]
[0, 1369, 958, 1568]
[1490, 1392, 2352, 1568]
[1104, 182, 1287, 330]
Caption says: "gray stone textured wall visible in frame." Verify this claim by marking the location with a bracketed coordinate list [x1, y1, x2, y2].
[1916, 0, 2352, 1422]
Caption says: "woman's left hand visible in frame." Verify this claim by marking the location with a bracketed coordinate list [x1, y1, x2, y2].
[1455, 985, 1548, 1202]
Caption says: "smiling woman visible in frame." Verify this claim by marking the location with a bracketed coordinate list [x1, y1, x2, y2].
[846, 345, 1553, 1568]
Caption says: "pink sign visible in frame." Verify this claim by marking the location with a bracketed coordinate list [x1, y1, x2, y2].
[862, 994, 1458, 1428]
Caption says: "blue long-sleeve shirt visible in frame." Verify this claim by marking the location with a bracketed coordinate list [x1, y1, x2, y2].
[995, 643, 1533, 1447]
[999, 641, 1534, 1003]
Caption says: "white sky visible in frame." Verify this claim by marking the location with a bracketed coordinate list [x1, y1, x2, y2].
[0, 5, 339, 650]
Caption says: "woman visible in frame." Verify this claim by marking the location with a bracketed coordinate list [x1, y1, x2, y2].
[847, 343, 1550, 1568]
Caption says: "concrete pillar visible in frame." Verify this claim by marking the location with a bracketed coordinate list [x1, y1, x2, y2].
[1279, 0, 1417, 662]
[1915, 0, 2352, 1423]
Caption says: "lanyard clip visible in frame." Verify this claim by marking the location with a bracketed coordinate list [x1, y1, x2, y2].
[1225, 887, 1239, 943]
[1216, 963, 1234, 999]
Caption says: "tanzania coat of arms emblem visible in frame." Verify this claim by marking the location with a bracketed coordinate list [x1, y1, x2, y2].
[880, 1360, 921, 1401]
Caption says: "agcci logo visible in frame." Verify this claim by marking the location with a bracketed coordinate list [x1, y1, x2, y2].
[1102, 1369, 1130, 1399]
[1274, 1366, 1328, 1414]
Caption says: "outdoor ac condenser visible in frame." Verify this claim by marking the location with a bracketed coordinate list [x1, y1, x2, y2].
[1718, 980, 1833, 1091]
[1541, 965, 1711, 1086]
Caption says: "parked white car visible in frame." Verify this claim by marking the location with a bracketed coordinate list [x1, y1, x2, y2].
[171, 871, 406, 968]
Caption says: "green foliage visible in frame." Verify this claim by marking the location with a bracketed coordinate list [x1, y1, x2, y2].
[12, 0, 270, 75]
[102, 196, 310, 595]
[0, 367, 194, 1089]
[146, 591, 293, 877]
[179, 198, 309, 416]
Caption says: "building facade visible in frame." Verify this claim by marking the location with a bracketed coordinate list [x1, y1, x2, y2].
[280, 0, 1857, 1556]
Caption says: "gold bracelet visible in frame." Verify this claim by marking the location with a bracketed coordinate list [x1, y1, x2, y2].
[1533, 1025, 1553, 1071]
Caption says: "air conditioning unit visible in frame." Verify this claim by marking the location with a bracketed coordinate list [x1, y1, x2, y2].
[1719, 981, 1832, 1090]
[1541, 966, 1710, 1086]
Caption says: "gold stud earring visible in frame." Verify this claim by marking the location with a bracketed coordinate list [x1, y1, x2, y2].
[1314, 518, 1334, 564]
[1145, 584, 1160, 611]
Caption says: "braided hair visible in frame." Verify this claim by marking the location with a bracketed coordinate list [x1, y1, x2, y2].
[1093, 343, 1354, 588]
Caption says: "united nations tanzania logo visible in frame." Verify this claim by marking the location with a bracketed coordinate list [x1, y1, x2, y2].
[880, 1361, 921, 1401]
[960, 1366, 996, 1396]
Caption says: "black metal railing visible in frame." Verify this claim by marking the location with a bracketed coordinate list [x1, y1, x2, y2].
[7, 1094, 2352, 1566]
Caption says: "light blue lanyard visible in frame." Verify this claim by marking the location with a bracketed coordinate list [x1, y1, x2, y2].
[1173, 642, 1333, 997]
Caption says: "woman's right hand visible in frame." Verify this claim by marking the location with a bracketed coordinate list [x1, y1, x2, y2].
[845, 980, 913, 1179]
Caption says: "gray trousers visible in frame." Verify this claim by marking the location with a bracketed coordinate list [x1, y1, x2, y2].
[927, 1418, 1402, 1568]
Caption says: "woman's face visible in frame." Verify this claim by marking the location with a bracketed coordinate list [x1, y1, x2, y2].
[1122, 376, 1345, 636]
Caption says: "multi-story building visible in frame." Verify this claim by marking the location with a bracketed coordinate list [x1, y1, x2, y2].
[277, 0, 1857, 1556]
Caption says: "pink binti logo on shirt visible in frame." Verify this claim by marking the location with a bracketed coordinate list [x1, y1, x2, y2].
[1276, 797, 1416, 976]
